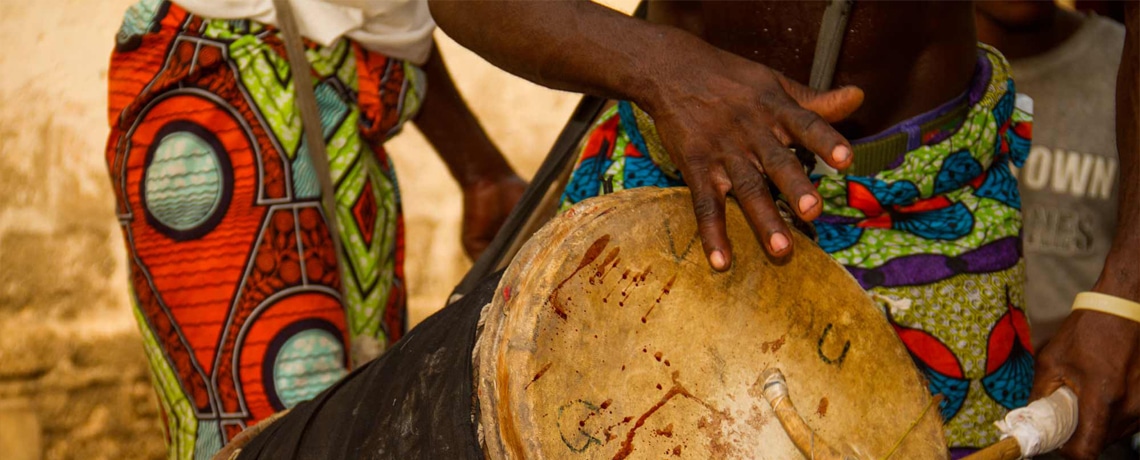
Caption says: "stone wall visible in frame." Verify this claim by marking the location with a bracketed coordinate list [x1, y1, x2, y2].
[0, 0, 633, 458]
[0, 330, 165, 459]
[0, 83, 166, 460]
[0, 1, 165, 455]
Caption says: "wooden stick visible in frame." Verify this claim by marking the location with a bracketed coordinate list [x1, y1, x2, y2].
[962, 386, 1078, 460]
[449, 94, 606, 301]
[761, 368, 858, 460]
[495, 156, 576, 274]
[210, 409, 289, 460]
[960, 437, 1021, 460]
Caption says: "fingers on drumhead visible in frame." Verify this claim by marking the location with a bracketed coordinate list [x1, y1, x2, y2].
[749, 139, 821, 220]
[725, 161, 792, 257]
[687, 175, 733, 271]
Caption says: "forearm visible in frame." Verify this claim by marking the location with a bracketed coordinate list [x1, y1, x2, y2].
[433, 0, 863, 264]
[414, 42, 515, 186]
[1095, 1, 1140, 302]
[427, 0, 718, 110]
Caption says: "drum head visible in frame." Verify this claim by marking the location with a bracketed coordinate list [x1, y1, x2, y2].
[475, 188, 947, 459]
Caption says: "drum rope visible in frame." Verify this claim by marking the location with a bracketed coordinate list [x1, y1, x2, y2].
[878, 395, 940, 460]
[271, 0, 358, 363]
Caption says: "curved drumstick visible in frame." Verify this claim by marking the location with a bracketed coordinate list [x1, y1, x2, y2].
[962, 386, 1079, 460]
[210, 409, 290, 460]
[760, 368, 859, 460]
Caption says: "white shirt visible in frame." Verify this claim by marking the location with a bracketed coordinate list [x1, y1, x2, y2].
[176, 0, 435, 64]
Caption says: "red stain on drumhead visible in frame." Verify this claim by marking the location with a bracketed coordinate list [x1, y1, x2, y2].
[524, 362, 553, 391]
[545, 235, 611, 321]
[577, 235, 611, 272]
[761, 335, 786, 354]
[616, 375, 722, 460]
[551, 296, 568, 321]
[602, 416, 634, 443]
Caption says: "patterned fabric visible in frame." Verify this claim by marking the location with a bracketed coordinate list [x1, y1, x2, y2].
[560, 102, 685, 209]
[559, 45, 1034, 450]
[105, 2, 421, 458]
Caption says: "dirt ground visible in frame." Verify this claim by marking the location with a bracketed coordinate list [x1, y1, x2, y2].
[0, 0, 633, 458]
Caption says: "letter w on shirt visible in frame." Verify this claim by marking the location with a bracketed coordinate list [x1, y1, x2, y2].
[1017, 146, 1117, 200]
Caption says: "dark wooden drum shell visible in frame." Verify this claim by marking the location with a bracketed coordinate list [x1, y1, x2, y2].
[231, 272, 497, 459]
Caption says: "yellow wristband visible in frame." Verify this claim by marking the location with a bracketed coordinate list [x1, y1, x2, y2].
[1071, 292, 1140, 323]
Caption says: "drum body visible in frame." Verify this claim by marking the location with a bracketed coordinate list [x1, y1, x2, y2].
[475, 188, 948, 459]
[234, 187, 947, 459]
[232, 271, 494, 459]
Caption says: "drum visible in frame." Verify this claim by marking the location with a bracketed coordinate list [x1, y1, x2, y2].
[228, 187, 947, 459]
[474, 187, 947, 459]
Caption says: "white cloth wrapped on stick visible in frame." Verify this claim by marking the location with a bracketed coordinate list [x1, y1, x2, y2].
[994, 386, 1078, 458]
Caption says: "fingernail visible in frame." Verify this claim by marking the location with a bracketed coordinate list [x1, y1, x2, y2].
[709, 250, 728, 270]
[798, 194, 818, 214]
[832, 145, 851, 163]
[770, 233, 789, 252]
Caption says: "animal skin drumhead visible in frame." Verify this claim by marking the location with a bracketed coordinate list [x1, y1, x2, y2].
[474, 188, 947, 459]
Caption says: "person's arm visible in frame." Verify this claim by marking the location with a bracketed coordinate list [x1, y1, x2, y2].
[413, 41, 526, 260]
[429, 1, 863, 269]
[1031, 2, 1140, 458]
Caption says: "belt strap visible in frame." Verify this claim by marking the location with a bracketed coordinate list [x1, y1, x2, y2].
[807, 0, 970, 177]
[809, 0, 853, 92]
[847, 102, 969, 176]
[271, 0, 351, 325]
[805, 0, 851, 175]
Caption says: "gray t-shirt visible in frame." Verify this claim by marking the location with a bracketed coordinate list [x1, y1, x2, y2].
[1010, 14, 1124, 348]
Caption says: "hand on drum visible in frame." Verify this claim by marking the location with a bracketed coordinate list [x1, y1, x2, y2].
[636, 52, 863, 270]
[461, 173, 527, 260]
[1031, 310, 1140, 459]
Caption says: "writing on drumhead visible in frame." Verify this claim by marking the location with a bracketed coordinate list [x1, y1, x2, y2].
[817, 323, 852, 366]
[664, 218, 700, 262]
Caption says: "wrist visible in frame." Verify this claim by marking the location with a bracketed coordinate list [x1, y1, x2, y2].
[431, 129, 516, 188]
[455, 157, 517, 189]
[623, 25, 718, 115]
[1092, 251, 1140, 304]
[1071, 291, 1140, 323]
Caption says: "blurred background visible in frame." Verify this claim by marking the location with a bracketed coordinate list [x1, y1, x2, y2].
[0, 0, 633, 457]
[0, 0, 1124, 458]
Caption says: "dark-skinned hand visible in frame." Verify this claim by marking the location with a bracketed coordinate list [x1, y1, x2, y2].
[460, 173, 527, 260]
[1031, 310, 1140, 459]
[638, 53, 864, 270]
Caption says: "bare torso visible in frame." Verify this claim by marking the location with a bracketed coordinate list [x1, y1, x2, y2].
[648, 0, 979, 138]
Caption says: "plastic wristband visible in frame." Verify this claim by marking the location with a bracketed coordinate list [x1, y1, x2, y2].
[1071, 292, 1140, 323]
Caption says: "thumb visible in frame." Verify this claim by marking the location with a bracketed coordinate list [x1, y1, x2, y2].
[805, 86, 865, 123]
[777, 75, 864, 123]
